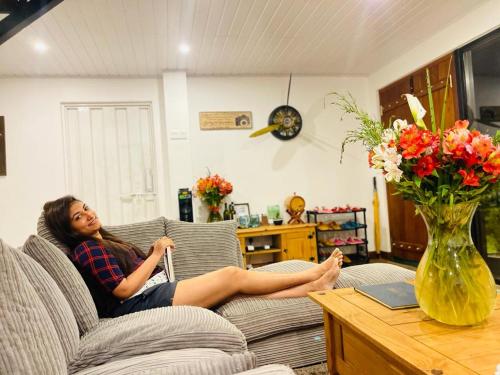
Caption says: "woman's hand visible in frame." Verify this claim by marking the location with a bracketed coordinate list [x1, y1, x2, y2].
[152, 236, 175, 257]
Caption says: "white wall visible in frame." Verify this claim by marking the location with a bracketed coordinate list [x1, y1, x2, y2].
[186, 75, 385, 251]
[0, 78, 168, 246]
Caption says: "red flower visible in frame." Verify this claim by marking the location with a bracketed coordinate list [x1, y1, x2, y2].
[483, 149, 500, 176]
[458, 169, 480, 187]
[368, 151, 374, 167]
[399, 125, 427, 159]
[413, 155, 438, 178]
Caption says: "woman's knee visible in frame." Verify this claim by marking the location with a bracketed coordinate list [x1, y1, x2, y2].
[220, 266, 245, 283]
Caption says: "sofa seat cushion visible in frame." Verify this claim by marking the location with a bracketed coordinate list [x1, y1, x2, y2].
[341, 262, 416, 286]
[165, 219, 242, 280]
[70, 306, 247, 372]
[216, 261, 324, 342]
[217, 260, 417, 343]
[0, 240, 67, 374]
[73, 349, 256, 375]
[23, 234, 99, 335]
[11, 249, 80, 364]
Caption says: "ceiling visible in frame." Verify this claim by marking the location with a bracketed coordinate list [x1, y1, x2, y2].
[0, 0, 487, 77]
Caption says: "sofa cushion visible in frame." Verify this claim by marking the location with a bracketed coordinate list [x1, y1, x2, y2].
[217, 261, 416, 345]
[0, 239, 67, 374]
[342, 263, 416, 285]
[165, 219, 242, 280]
[104, 217, 167, 255]
[23, 234, 99, 335]
[37, 213, 72, 254]
[73, 349, 255, 375]
[70, 306, 247, 372]
[12, 248, 80, 364]
[216, 261, 323, 342]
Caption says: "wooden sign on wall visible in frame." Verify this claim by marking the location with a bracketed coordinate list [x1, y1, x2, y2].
[199, 111, 252, 130]
[0, 117, 5, 176]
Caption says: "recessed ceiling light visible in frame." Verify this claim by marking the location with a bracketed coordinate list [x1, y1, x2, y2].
[179, 43, 190, 54]
[34, 41, 48, 53]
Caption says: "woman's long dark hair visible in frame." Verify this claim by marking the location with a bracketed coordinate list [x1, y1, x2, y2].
[43, 195, 147, 276]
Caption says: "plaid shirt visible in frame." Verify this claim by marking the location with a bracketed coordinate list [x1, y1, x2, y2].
[72, 240, 146, 292]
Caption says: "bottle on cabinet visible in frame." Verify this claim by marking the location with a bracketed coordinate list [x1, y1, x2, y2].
[223, 203, 231, 221]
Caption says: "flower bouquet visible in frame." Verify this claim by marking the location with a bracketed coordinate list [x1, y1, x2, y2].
[194, 173, 233, 222]
[332, 72, 499, 325]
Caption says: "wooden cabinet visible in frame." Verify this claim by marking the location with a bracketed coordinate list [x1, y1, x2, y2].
[237, 224, 317, 268]
[378, 53, 460, 261]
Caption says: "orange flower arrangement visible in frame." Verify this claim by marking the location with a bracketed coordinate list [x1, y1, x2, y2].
[194, 174, 233, 217]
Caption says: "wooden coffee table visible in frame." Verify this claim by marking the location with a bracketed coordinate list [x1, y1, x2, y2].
[309, 288, 499, 375]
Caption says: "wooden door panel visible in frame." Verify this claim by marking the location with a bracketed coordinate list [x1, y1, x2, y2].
[379, 53, 459, 261]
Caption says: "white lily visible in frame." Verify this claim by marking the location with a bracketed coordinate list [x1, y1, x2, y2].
[371, 145, 386, 170]
[384, 163, 403, 183]
[382, 128, 396, 143]
[404, 94, 426, 129]
[383, 146, 402, 166]
[392, 119, 409, 133]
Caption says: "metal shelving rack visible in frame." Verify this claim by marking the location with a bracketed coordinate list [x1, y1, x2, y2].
[306, 208, 369, 265]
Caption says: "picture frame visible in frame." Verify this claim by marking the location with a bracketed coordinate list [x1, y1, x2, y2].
[233, 203, 250, 218]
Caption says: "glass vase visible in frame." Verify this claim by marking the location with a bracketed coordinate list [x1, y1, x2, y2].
[415, 202, 496, 326]
[207, 205, 223, 222]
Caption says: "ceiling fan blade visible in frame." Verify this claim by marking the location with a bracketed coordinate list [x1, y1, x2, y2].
[249, 124, 281, 138]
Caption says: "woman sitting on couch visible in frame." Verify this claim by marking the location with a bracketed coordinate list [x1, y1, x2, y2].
[43, 196, 343, 318]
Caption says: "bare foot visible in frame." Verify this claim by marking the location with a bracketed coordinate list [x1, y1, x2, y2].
[305, 249, 343, 280]
[312, 258, 341, 291]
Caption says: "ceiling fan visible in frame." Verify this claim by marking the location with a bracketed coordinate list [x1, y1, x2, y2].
[250, 73, 302, 141]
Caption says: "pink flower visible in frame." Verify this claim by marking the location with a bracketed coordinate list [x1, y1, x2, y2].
[471, 133, 494, 160]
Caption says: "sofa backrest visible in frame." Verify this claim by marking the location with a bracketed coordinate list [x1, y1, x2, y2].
[23, 234, 99, 335]
[12, 249, 80, 364]
[0, 239, 67, 374]
[165, 219, 243, 280]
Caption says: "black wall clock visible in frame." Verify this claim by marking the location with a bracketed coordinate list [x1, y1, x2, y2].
[250, 73, 302, 141]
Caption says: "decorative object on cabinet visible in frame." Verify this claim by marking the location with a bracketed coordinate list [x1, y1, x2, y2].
[307, 207, 368, 265]
[285, 193, 306, 224]
[237, 223, 317, 269]
[249, 74, 302, 140]
[267, 204, 283, 224]
[233, 203, 250, 218]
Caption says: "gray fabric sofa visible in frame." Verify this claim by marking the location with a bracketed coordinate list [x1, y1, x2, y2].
[0, 238, 296, 375]
[32, 215, 416, 369]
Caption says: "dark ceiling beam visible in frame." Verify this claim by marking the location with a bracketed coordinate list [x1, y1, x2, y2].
[0, 0, 64, 45]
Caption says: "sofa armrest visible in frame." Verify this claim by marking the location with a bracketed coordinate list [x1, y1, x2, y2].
[70, 306, 247, 372]
[165, 219, 243, 280]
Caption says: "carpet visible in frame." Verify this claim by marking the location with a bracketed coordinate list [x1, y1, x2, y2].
[294, 363, 328, 375]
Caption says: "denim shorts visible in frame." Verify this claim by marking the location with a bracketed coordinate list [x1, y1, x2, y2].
[112, 281, 178, 317]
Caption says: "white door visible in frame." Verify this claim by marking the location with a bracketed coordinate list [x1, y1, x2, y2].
[62, 103, 159, 225]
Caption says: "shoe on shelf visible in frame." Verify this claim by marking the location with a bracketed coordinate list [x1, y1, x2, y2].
[317, 222, 331, 231]
[341, 220, 361, 230]
[329, 221, 342, 230]
[346, 237, 364, 244]
[332, 238, 346, 246]
[342, 254, 352, 264]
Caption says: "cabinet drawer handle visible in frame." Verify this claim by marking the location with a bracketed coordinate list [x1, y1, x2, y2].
[283, 249, 288, 253]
